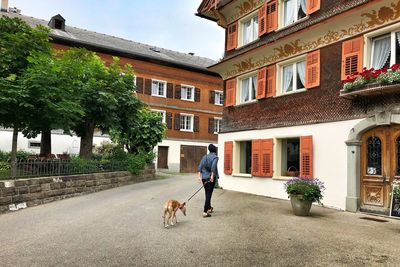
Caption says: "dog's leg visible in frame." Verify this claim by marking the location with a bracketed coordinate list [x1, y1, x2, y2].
[166, 210, 173, 227]
[171, 210, 177, 225]
[163, 209, 168, 227]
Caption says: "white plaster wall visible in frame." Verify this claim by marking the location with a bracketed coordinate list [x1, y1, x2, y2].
[155, 139, 218, 172]
[218, 119, 363, 210]
[0, 130, 109, 155]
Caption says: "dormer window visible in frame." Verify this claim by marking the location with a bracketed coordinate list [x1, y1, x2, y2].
[48, 14, 66, 31]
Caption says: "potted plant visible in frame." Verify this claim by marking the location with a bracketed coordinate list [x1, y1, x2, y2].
[284, 177, 325, 216]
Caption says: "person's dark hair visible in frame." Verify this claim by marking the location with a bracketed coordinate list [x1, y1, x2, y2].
[208, 144, 217, 153]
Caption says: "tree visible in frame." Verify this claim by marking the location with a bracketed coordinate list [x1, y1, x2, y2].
[110, 108, 166, 154]
[0, 16, 50, 177]
[62, 48, 143, 159]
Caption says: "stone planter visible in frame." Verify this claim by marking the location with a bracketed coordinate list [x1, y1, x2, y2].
[290, 195, 312, 216]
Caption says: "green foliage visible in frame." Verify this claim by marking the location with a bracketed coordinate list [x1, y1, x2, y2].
[0, 150, 34, 162]
[110, 108, 166, 154]
[284, 177, 325, 203]
[393, 185, 400, 200]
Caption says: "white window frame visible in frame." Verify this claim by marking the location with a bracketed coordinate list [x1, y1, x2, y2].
[180, 113, 194, 132]
[151, 79, 167, 98]
[239, 11, 258, 47]
[276, 55, 306, 96]
[214, 90, 223, 105]
[279, 0, 308, 29]
[214, 117, 222, 134]
[181, 84, 195, 101]
[237, 71, 258, 104]
[151, 109, 166, 124]
[365, 24, 400, 69]
[232, 139, 253, 177]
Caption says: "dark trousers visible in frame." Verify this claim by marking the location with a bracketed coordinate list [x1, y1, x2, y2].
[202, 179, 215, 213]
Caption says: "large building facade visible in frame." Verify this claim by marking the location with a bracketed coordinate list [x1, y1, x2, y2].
[0, 8, 223, 173]
[198, 0, 400, 214]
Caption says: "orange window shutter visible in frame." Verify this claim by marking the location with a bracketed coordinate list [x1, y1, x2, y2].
[226, 21, 238, 51]
[225, 79, 236, 107]
[300, 136, 313, 179]
[266, 65, 276, 98]
[266, 0, 278, 33]
[256, 68, 267, 99]
[258, 3, 267, 37]
[341, 36, 364, 80]
[252, 140, 261, 176]
[306, 0, 320, 15]
[260, 139, 273, 177]
[305, 50, 320, 89]
[224, 141, 233, 175]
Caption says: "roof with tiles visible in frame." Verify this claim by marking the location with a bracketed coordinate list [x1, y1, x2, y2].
[0, 11, 217, 74]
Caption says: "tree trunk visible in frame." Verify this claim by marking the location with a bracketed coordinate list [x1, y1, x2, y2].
[40, 129, 52, 156]
[10, 126, 18, 179]
[79, 120, 95, 160]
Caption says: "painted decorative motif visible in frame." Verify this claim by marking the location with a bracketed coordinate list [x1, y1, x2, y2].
[224, 1, 400, 79]
[227, 0, 265, 24]
[365, 186, 383, 205]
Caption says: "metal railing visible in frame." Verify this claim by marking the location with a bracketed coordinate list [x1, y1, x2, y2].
[0, 158, 128, 180]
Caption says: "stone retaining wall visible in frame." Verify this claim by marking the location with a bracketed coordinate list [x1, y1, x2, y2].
[0, 165, 155, 214]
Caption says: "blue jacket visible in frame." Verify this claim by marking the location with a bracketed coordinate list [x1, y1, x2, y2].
[198, 152, 219, 180]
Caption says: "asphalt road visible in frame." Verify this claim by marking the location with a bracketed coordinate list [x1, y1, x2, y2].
[0, 173, 399, 267]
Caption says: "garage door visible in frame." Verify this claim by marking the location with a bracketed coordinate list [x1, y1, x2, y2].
[180, 145, 207, 173]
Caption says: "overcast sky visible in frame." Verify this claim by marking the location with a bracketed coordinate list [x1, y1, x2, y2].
[8, 0, 225, 60]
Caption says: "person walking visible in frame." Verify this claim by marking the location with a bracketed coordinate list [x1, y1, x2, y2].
[198, 144, 219, 217]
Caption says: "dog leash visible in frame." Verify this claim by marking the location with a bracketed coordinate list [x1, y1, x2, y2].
[185, 181, 209, 203]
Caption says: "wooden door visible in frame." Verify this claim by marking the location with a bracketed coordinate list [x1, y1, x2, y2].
[157, 146, 169, 169]
[360, 126, 393, 214]
[180, 145, 207, 173]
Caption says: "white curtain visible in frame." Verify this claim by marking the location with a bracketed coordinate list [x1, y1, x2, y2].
[372, 36, 391, 69]
[396, 32, 400, 47]
[241, 78, 250, 102]
[297, 61, 306, 89]
[243, 20, 252, 45]
[251, 76, 257, 100]
[283, 65, 293, 92]
[252, 17, 258, 41]
[152, 82, 158, 95]
[299, 0, 307, 16]
[284, 0, 295, 26]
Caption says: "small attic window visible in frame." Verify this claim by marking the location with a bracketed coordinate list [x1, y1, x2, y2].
[49, 14, 66, 31]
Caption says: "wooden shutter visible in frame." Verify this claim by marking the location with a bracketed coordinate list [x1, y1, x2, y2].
[209, 91, 215, 104]
[166, 112, 172, 129]
[305, 50, 320, 89]
[257, 68, 267, 99]
[136, 77, 144, 94]
[260, 139, 273, 177]
[226, 22, 238, 51]
[258, 3, 267, 37]
[252, 140, 261, 176]
[195, 88, 201, 102]
[225, 79, 236, 107]
[306, 0, 320, 15]
[193, 116, 199, 132]
[300, 136, 313, 179]
[144, 79, 152, 95]
[341, 36, 364, 80]
[175, 85, 181, 99]
[208, 118, 215, 133]
[224, 141, 233, 174]
[167, 83, 174, 98]
[266, 0, 278, 33]
[266, 65, 276, 98]
[174, 114, 181, 130]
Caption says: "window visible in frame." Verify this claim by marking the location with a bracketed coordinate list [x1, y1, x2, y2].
[277, 138, 300, 177]
[237, 141, 252, 174]
[241, 14, 258, 46]
[151, 109, 166, 124]
[215, 91, 223, 105]
[214, 118, 222, 134]
[370, 31, 400, 70]
[281, 59, 305, 94]
[283, 0, 307, 27]
[238, 74, 257, 104]
[180, 114, 193, 132]
[151, 80, 166, 97]
[28, 141, 41, 149]
[181, 85, 194, 101]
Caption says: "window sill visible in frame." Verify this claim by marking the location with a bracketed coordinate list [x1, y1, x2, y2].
[276, 16, 310, 33]
[181, 98, 194, 102]
[215, 103, 223, 106]
[180, 129, 194, 133]
[275, 88, 307, 98]
[232, 173, 252, 178]
[272, 176, 294, 181]
[151, 94, 166, 98]
[237, 38, 259, 50]
[234, 99, 257, 107]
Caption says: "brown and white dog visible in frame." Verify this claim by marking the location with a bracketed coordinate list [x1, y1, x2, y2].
[163, 200, 186, 228]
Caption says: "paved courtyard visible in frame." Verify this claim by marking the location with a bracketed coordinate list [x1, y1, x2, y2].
[0, 173, 399, 267]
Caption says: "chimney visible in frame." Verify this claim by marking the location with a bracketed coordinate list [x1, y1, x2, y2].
[1, 0, 8, 12]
